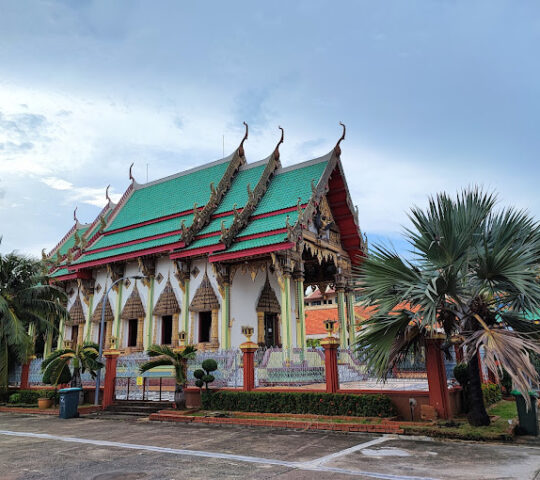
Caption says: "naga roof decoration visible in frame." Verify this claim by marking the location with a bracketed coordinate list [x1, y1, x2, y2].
[153, 279, 181, 316]
[67, 294, 85, 325]
[256, 274, 281, 313]
[47, 123, 366, 282]
[121, 285, 145, 319]
[189, 271, 220, 312]
[91, 295, 114, 323]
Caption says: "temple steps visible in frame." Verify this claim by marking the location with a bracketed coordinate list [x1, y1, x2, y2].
[105, 401, 172, 416]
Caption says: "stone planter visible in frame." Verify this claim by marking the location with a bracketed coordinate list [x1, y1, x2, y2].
[38, 398, 53, 409]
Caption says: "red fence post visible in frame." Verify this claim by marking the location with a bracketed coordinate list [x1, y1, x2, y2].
[240, 341, 257, 391]
[102, 351, 120, 409]
[425, 338, 451, 419]
[20, 359, 32, 390]
[321, 336, 339, 393]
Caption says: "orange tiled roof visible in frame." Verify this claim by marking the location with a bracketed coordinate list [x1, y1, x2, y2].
[305, 305, 374, 335]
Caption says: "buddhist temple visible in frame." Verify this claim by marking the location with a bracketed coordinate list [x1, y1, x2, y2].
[45, 123, 367, 357]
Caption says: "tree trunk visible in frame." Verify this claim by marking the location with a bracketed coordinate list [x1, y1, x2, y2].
[174, 384, 186, 410]
[70, 367, 84, 405]
[467, 353, 490, 426]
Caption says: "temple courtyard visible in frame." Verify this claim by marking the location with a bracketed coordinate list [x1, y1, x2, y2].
[1, 413, 539, 479]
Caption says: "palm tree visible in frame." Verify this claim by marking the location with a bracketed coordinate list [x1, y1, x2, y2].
[41, 342, 103, 403]
[0, 247, 68, 391]
[356, 188, 540, 426]
[140, 345, 197, 408]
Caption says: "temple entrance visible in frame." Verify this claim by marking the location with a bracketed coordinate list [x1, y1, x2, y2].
[264, 313, 278, 347]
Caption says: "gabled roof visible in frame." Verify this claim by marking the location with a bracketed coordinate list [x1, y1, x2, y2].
[67, 295, 86, 325]
[190, 272, 220, 312]
[47, 125, 365, 278]
[153, 279, 181, 316]
[92, 295, 114, 323]
[121, 285, 145, 319]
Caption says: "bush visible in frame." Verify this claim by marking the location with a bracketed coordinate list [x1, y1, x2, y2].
[7, 390, 45, 405]
[202, 391, 396, 417]
[453, 363, 469, 386]
[482, 383, 502, 406]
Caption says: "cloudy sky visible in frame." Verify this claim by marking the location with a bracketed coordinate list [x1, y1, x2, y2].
[1, 1, 539, 257]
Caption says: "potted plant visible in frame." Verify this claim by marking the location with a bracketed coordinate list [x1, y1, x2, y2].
[140, 344, 197, 409]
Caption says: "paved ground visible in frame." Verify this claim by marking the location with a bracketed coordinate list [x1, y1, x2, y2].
[0, 412, 539, 480]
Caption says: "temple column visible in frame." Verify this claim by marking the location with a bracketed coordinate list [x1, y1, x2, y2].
[189, 311, 196, 345]
[425, 338, 451, 419]
[181, 275, 190, 345]
[77, 325, 84, 346]
[222, 282, 231, 349]
[111, 282, 123, 350]
[136, 317, 144, 350]
[294, 269, 306, 350]
[335, 278, 347, 349]
[105, 321, 113, 349]
[346, 287, 356, 347]
[56, 316, 65, 350]
[279, 268, 292, 363]
[84, 294, 94, 343]
[144, 277, 155, 349]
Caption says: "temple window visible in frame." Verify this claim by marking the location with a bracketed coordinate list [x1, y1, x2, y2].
[161, 315, 173, 345]
[199, 311, 212, 343]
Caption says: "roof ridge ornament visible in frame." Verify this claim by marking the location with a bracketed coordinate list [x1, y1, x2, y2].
[73, 207, 79, 225]
[129, 163, 135, 183]
[334, 122, 346, 156]
[274, 126, 284, 160]
[105, 185, 112, 204]
[238, 121, 248, 157]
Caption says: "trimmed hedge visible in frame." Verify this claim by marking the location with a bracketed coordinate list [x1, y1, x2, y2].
[202, 391, 396, 417]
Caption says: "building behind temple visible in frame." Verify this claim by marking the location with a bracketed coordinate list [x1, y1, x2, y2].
[45, 124, 367, 358]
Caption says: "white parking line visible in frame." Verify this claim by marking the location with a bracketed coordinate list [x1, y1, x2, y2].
[301, 435, 393, 467]
[0, 429, 439, 480]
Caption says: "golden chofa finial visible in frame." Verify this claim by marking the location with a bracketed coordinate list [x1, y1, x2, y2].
[238, 121, 248, 157]
[334, 122, 346, 156]
[73, 206, 79, 224]
[105, 185, 112, 204]
[129, 163, 135, 183]
[273, 126, 284, 160]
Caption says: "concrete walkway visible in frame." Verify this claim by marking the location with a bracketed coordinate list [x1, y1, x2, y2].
[0, 412, 539, 479]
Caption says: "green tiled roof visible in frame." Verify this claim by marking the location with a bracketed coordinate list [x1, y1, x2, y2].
[57, 225, 89, 256]
[107, 159, 232, 230]
[214, 163, 267, 214]
[253, 160, 328, 216]
[221, 232, 290, 254]
[49, 267, 70, 278]
[73, 236, 179, 264]
[84, 209, 113, 241]
[180, 234, 222, 251]
[86, 214, 191, 252]
[238, 211, 299, 238]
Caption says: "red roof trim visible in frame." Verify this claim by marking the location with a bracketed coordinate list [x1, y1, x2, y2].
[104, 207, 202, 236]
[170, 244, 226, 259]
[237, 228, 287, 242]
[70, 241, 184, 270]
[48, 270, 92, 284]
[251, 204, 307, 221]
[209, 241, 294, 262]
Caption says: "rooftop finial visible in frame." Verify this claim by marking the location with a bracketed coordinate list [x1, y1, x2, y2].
[334, 122, 346, 156]
[73, 206, 79, 224]
[105, 185, 111, 204]
[129, 163, 135, 183]
[274, 126, 284, 160]
[238, 121, 248, 157]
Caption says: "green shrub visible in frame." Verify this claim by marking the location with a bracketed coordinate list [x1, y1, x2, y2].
[482, 383, 502, 406]
[194, 359, 218, 392]
[453, 363, 469, 386]
[202, 391, 396, 417]
[8, 390, 42, 405]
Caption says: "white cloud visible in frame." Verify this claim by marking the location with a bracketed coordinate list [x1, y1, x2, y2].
[41, 177, 73, 191]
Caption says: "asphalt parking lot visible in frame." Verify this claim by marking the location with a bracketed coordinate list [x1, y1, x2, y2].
[0, 413, 539, 479]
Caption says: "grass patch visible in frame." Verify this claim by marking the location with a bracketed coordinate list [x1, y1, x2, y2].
[402, 400, 517, 441]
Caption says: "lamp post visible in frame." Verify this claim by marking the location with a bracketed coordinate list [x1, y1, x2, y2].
[94, 274, 144, 405]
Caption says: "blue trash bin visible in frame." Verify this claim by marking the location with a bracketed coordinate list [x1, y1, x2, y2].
[59, 387, 82, 419]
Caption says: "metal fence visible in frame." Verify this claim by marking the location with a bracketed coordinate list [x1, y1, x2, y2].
[255, 347, 325, 387]
[186, 349, 242, 388]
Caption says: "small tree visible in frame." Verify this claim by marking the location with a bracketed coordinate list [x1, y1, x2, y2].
[140, 345, 197, 409]
[194, 359, 218, 393]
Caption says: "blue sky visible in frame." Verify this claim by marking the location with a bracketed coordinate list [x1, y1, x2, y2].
[0, 1, 539, 257]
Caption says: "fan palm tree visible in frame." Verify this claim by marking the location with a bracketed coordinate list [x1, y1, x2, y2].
[356, 188, 540, 426]
[41, 342, 103, 403]
[140, 345, 197, 408]
[0, 246, 68, 391]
